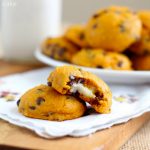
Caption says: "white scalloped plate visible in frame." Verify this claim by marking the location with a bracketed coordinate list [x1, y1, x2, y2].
[35, 49, 150, 84]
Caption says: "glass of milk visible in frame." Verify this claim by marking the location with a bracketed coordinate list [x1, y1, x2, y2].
[1, 0, 62, 63]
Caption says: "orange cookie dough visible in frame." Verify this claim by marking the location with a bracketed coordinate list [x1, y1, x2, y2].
[65, 25, 89, 48]
[85, 6, 142, 52]
[71, 49, 132, 70]
[48, 66, 112, 114]
[130, 28, 150, 55]
[42, 37, 79, 62]
[18, 85, 87, 121]
[131, 54, 150, 70]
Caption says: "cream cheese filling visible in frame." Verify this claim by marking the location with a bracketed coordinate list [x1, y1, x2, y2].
[70, 83, 95, 98]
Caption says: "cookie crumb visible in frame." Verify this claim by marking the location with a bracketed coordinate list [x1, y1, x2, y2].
[47, 82, 52, 86]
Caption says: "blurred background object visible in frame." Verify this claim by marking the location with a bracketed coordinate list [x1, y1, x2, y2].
[0, 0, 150, 62]
[0, 0, 62, 62]
[62, 0, 150, 23]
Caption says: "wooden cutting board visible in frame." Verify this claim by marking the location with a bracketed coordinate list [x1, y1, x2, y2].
[0, 60, 149, 150]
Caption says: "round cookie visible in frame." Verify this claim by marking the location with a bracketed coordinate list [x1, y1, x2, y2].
[131, 54, 150, 70]
[85, 6, 142, 52]
[103, 52, 132, 70]
[71, 49, 132, 70]
[129, 28, 150, 55]
[138, 10, 150, 29]
[48, 66, 112, 114]
[65, 25, 89, 48]
[18, 85, 86, 121]
[71, 49, 105, 68]
[42, 37, 79, 62]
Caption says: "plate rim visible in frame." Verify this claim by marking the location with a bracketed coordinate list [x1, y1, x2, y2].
[34, 48, 150, 77]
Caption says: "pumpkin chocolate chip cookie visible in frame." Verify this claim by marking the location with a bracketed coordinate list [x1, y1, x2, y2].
[71, 49, 132, 70]
[85, 6, 142, 52]
[48, 66, 112, 113]
[64, 25, 89, 48]
[71, 48, 105, 68]
[42, 37, 79, 62]
[18, 85, 87, 121]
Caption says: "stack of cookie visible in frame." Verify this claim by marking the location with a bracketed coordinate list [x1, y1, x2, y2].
[17, 66, 112, 121]
[42, 6, 150, 71]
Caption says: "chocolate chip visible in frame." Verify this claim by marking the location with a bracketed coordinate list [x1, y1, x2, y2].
[69, 75, 75, 80]
[72, 91, 80, 98]
[79, 32, 85, 40]
[119, 24, 126, 32]
[47, 82, 52, 86]
[17, 99, 20, 107]
[95, 92, 99, 97]
[43, 114, 49, 117]
[96, 66, 103, 69]
[92, 24, 98, 29]
[37, 88, 43, 92]
[36, 97, 45, 105]
[67, 80, 74, 86]
[66, 96, 71, 99]
[63, 87, 68, 92]
[47, 43, 63, 58]
[93, 13, 99, 19]
[29, 106, 36, 110]
[117, 61, 123, 67]
[58, 47, 67, 57]
[95, 92, 104, 99]
[91, 99, 99, 105]
[85, 107, 96, 115]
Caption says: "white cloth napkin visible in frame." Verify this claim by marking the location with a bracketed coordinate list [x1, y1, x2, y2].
[0, 67, 150, 138]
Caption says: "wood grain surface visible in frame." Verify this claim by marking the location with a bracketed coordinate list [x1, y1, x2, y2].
[0, 60, 149, 150]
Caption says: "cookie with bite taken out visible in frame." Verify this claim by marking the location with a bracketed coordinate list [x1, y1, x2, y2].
[47, 66, 112, 114]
